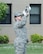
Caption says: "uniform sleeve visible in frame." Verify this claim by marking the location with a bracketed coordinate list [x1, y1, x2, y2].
[16, 16, 27, 28]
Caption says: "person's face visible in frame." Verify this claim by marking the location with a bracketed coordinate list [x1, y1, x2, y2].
[14, 16, 22, 21]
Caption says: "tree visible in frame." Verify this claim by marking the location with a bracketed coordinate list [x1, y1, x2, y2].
[0, 3, 8, 21]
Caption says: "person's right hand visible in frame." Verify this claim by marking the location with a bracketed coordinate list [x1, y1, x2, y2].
[27, 39, 29, 43]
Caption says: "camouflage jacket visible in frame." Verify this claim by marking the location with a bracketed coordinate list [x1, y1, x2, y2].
[14, 16, 28, 42]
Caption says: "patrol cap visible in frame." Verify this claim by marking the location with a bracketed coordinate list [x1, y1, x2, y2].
[14, 12, 23, 17]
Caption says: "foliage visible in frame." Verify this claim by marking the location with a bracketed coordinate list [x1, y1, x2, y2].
[0, 3, 8, 21]
[0, 35, 9, 44]
[3, 35, 9, 43]
[31, 33, 43, 43]
[0, 35, 4, 44]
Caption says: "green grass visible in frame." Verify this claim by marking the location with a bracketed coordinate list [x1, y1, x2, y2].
[0, 43, 43, 54]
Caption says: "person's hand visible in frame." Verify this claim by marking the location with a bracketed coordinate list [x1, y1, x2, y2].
[27, 39, 29, 43]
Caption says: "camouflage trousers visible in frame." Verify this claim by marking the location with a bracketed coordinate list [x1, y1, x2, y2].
[14, 37, 27, 54]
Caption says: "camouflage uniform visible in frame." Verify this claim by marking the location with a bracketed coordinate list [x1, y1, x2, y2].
[14, 13, 28, 54]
